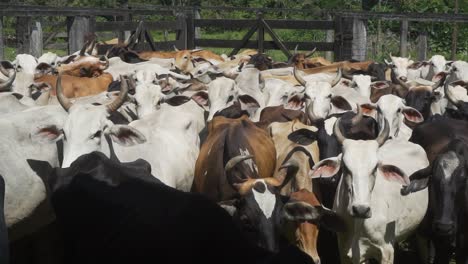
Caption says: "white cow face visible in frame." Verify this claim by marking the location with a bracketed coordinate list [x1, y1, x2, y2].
[32, 104, 146, 168]
[13, 54, 38, 75]
[38, 52, 59, 67]
[376, 95, 423, 139]
[429, 55, 447, 76]
[451, 61, 468, 81]
[351, 74, 372, 98]
[304, 82, 350, 121]
[263, 79, 301, 107]
[389, 56, 414, 81]
[134, 70, 165, 118]
[311, 139, 409, 219]
[207, 77, 238, 121]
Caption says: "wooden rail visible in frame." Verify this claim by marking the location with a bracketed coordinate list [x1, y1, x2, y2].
[0, 4, 467, 61]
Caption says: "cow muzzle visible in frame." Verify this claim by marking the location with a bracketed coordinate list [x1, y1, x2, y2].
[433, 221, 455, 236]
[351, 205, 371, 219]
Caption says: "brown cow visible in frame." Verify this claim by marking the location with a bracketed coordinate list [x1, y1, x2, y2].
[256, 105, 308, 130]
[283, 189, 345, 264]
[57, 56, 109, 77]
[268, 120, 322, 262]
[35, 72, 113, 98]
[193, 115, 297, 253]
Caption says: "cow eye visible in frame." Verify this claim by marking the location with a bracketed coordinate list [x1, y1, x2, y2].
[183, 56, 188, 59]
[304, 93, 311, 100]
[327, 94, 332, 99]
[397, 108, 402, 113]
[91, 131, 102, 139]
[227, 95, 234, 103]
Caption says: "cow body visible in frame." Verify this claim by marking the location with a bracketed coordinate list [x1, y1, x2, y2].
[28, 152, 312, 264]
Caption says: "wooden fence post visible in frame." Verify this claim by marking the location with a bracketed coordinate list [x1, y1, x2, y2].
[0, 16, 3, 60]
[335, 16, 353, 61]
[399, 19, 408, 57]
[451, 0, 459, 60]
[417, 31, 427, 61]
[194, 7, 201, 41]
[185, 10, 195, 50]
[16, 17, 32, 54]
[67, 16, 90, 54]
[352, 17, 367, 61]
[175, 12, 187, 50]
[257, 12, 264, 54]
[30, 21, 42, 58]
[325, 13, 334, 61]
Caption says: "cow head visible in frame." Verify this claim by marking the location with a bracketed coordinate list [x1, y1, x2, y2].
[294, 68, 350, 122]
[32, 74, 146, 167]
[263, 79, 303, 108]
[174, 49, 202, 73]
[221, 155, 296, 253]
[0, 61, 17, 92]
[341, 74, 373, 98]
[375, 95, 424, 139]
[310, 117, 408, 219]
[38, 52, 60, 67]
[402, 139, 467, 238]
[282, 189, 346, 263]
[396, 76, 445, 119]
[248, 53, 273, 71]
[367, 62, 388, 81]
[57, 56, 109, 77]
[206, 77, 259, 121]
[450, 61, 468, 81]
[445, 80, 468, 120]
[288, 48, 316, 70]
[131, 70, 166, 118]
[386, 55, 414, 81]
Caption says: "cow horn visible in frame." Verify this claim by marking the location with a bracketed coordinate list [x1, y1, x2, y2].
[331, 68, 342, 87]
[106, 75, 129, 112]
[431, 75, 444, 91]
[351, 104, 363, 125]
[99, 56, 109, 70]
[79, 40, 89, 56]
[56, 73, 73, 111]
[0, 62, 16, 92]
[235, 178, 257, 196]
[305, 47, 317, 58]
[333, 118, 346, 144]
[375, 116, 390, 147]
[224, 155, 254, 173]
[444, 78, 460, 108]
[293, 67, 306, 86]
[87, 39, 97, 55]
[293, 44, 298, 55]
[342, 71, 354, 80]
[173, 45, 179, 52]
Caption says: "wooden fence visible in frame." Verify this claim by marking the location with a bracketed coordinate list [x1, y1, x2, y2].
[0, 4, 467, 62]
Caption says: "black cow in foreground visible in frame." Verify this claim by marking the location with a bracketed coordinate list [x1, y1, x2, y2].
[402, 139, 468, 264]
[28, 152, 313, 264]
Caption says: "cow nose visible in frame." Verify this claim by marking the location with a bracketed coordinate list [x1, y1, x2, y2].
[352, 205, 371, 218]
[433, 222, 455, 236]
[399, 76, 407, 82]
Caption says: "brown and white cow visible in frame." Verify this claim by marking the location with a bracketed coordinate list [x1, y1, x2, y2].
[193, 115, 296, 253]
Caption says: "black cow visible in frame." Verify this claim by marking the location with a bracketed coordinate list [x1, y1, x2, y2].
[28, 152, 313, 264]
[402, 139, 468, 264]
[0, 175, 8, 264]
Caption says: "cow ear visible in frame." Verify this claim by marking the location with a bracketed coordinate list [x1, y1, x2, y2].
[285, 95, 304, 110]
[164, 95, 190, 106]
[370, 81, 390, 90]
[106, 125, 146, 146]
[191, 91, 209, 108]
[283, 201, 323, 222]
[331, 96, 352, 111]
[218, 199, 238, 216]
[283, 202, 347, 232]
[401, 166, 431, 195]
[379, 164, 410, 185]
[31, 125, 64, 143]
[402, 107, 424, 128]
[239, 94, 260, 116]
[287, 128, 317, 146]
[309, 156, 341, 179]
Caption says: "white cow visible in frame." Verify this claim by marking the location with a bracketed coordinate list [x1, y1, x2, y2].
[105, 57, 189, 81]
[35, 76, 204, 192]
[310, 118, 428, 264]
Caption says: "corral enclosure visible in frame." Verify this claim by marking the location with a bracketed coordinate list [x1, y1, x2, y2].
[0, 2, 467, 62]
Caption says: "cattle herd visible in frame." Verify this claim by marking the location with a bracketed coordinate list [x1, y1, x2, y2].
[0, 39, 467, 264]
